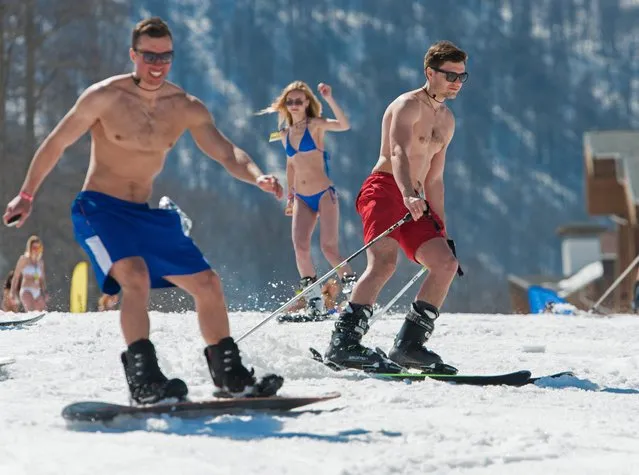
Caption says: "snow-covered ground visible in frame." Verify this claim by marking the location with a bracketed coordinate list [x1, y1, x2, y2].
[1, 310, 639, 475]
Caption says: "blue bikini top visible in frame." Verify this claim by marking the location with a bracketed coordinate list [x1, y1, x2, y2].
[283, 123, 330, 177]
[285, 127, 320, 157]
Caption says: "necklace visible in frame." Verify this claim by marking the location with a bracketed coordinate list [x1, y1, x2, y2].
[420, 86, 445, 109]
[131, 74, 165, 92]
[290, 117, 308, 128]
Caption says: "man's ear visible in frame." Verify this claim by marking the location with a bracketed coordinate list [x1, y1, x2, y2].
[424, 67, 432, 82]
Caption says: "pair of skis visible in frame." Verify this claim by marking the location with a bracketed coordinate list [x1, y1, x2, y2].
[308, 347, 573, 387]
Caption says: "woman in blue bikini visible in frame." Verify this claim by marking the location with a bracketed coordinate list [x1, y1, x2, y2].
[260, 81, 356, 319]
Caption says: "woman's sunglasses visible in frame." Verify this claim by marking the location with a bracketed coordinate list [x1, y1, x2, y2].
[285, 98, 305, 106]
[135, 49, 174, 65]
[430, 67, 469, 83]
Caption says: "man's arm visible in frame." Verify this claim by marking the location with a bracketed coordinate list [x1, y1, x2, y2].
[424, 123, 455, 231]
[188, 97, 263, 184]
[21, 85, 106, 197]
[388, 98, 421, 198]
[388, 98, 427, 221]
[423, 145, 447, 231]
[3, 84, 107, 227]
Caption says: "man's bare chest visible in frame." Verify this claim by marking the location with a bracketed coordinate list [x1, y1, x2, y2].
[98, 99, 184, 150]
[413, 118, 447, 151]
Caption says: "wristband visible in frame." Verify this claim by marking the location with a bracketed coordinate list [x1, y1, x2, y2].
[19, 191, 34, 202]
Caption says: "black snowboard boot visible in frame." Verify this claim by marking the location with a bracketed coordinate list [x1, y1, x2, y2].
[324, 303, 403, 373]
[388, 301, 445, 371]
[204, 337, 284, 398]
[121, 339, 188, 405]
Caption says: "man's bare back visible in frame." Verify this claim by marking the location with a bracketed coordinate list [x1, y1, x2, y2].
[373, 88, 454, 193]
[82, 74, 209, 202]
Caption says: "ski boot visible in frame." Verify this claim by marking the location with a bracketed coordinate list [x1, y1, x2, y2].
[121, 339, 188, 405]
[324, 303, 404, 373]
[277, 276, 328, 323]
[388, 301, 457, 374]
[204, 336, 283, 398]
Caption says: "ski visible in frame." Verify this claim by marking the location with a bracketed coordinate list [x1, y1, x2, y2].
[528, 371, 575, 384]
[309, 347, 569, 387]
[0, 312, 45, 327]
[61, 392, 341, 423]
[375, 370, 533, 386]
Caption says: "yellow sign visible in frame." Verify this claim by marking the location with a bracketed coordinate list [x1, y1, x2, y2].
[269, 131, 282, 142]
[70, 261, 88, 313]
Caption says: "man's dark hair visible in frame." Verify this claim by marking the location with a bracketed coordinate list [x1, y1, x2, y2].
[424, 41, 467, 70]
[131, 17, 172, 49]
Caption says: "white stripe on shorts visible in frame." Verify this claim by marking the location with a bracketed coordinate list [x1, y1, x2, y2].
[85, 235, 113, 275]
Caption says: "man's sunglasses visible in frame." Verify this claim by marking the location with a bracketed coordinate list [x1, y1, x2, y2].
[285, 98, 305, 106]
[135, 49, 174, 65]
[430, 67, 468, 83]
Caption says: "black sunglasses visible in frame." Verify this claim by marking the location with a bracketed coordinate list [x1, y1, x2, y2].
[430, 67, 468, 83]
[135, 49, 174, 65]
[285, 98, 305, 106]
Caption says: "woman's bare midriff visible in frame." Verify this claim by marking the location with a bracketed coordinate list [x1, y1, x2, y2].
[292, 150, 332, 195]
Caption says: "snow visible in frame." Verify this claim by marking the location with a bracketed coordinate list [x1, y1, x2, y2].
[2, 310, 639, 475]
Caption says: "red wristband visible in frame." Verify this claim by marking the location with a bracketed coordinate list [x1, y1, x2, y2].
[19, 191, 34, 202]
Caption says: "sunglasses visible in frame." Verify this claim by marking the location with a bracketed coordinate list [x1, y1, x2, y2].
[430, 67, 468, 83]
[285, 98, 305, 106]
[135, 49, 174, 65]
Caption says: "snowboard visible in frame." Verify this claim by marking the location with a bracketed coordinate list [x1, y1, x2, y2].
[62, 392, 341, 423]
[0, 312, 45, 327]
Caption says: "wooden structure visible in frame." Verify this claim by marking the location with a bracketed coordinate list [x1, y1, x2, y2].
[508, 129, 639, 314]
[584, 130, 639, 312]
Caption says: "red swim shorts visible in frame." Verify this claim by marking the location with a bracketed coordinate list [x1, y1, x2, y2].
[355, 172, 445, 262]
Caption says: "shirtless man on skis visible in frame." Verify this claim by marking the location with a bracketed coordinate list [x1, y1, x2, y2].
[324, 41, 467, 373]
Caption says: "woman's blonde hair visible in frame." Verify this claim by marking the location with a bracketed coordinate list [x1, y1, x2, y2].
[257, 81, 322, 129]
[25, 235, 42, 256]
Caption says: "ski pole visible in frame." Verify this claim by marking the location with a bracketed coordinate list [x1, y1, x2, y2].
[588, 253, 639, 314]
[236, 212, 412, 343]
[369, 267, 427, 326]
